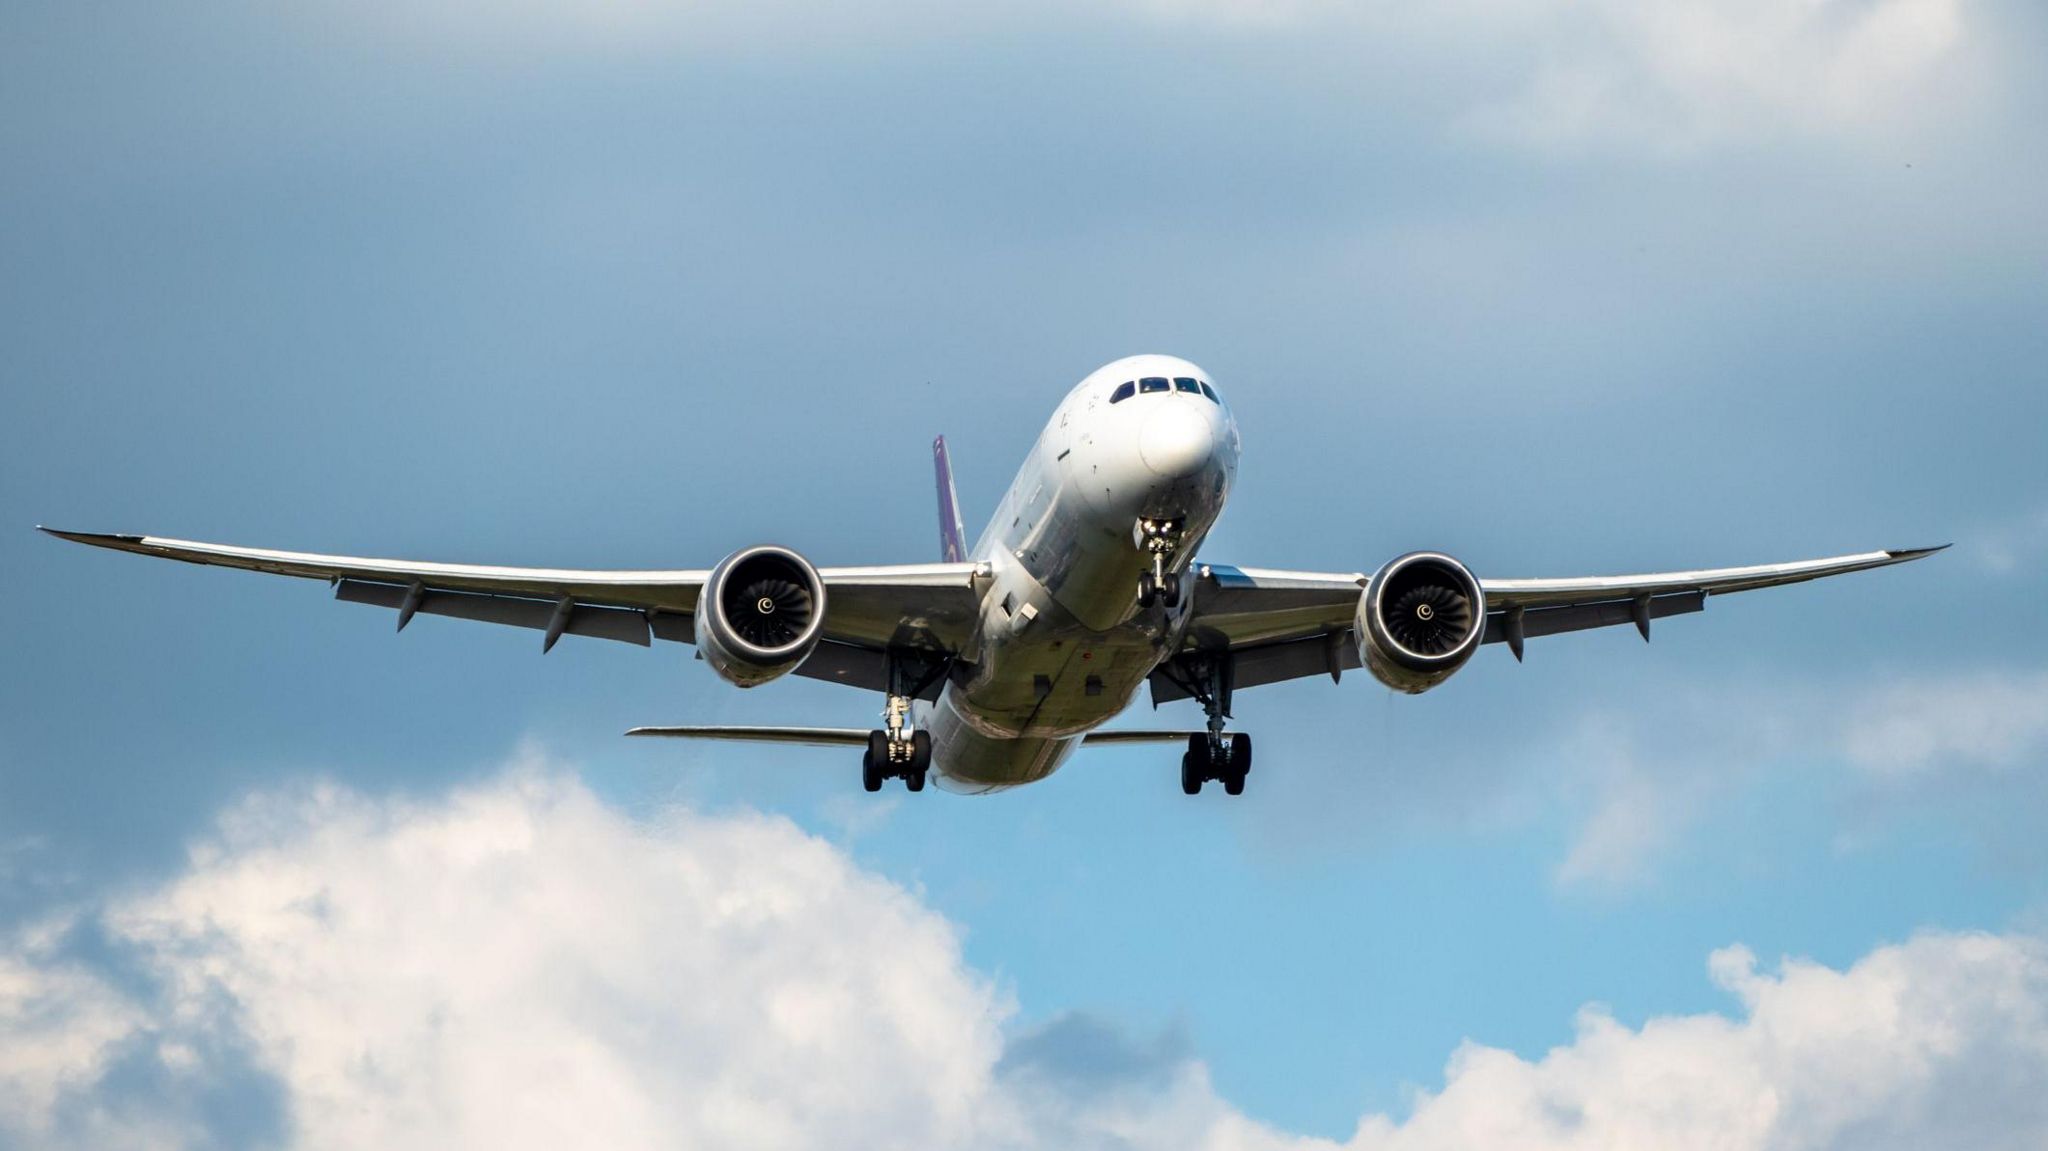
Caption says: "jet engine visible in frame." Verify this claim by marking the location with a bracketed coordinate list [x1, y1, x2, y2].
[694, 545, 828, 687]
[1355, 551, 1486, 694]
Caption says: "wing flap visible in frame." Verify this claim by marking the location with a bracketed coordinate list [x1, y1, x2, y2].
[335, 580, 656, 646]
[1152, 630, 1362, 705]
[1487, 589, 1705, 643]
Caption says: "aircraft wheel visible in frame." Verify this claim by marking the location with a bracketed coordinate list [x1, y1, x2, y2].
[1223, 771, 1245, 796]
[864, 732, 889, 793]
[1180, 752, 1201, 795]
[1158, 573, 1182, 607]
[1137, 575, 1158, 608]
[1230, 732, 1252, 776]
[906, 770, 927, 792]
[910, 730, 933, 773]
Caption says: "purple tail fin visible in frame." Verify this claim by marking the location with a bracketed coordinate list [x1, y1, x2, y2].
[933, 436, 968, 563]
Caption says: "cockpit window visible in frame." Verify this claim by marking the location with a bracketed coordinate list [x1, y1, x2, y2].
[1173, 377, 1201, 394]
[1139, 377, 1170, 394]
[1198, 381, 1219, 403]
[1110, 381, 1136, 404]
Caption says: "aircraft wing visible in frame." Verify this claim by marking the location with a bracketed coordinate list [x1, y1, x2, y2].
[1157, 546, 1943, 703]
[38, 529, 983, 692]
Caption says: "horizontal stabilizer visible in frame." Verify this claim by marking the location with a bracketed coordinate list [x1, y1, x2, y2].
[625, 726, 1203, 747]
[1076, 730, 1205, 744]
[626, 726, 869, 747]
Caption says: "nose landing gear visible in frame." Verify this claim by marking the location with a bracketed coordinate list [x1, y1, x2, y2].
[1138, 570, 1181, 609]
[1135, 518, 1185, 609]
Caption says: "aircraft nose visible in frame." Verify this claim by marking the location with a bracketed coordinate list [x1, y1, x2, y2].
[1139, 403, 1219, 479]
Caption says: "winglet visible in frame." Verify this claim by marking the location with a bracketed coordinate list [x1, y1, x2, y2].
[933, 436, 968, 563]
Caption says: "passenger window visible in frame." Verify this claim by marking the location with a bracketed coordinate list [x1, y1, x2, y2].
[1173, 377, 1200, 394]
[1139, 377, 1169, 394]
[1198, 381, 1219, 403]
[1110, 381, 1136, 404]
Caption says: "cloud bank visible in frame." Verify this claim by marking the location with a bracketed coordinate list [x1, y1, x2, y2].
[1527, 660, 2048, 888]
[342, 0, 1983, 158]
[3, 766, 2047, 1148]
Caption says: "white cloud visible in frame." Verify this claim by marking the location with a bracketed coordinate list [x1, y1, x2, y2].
[1451, 0, 1971, 155]
[327, 0, 1985, 158]
[0, 931, 140, 1139]
[5, 766, 2048, 1149]
[1547, 690, 1798, 888]
[1838, 670, 2048, 780]
[104, 768, 1008, 1150]
[1550, 714, 1694, 887]
[1350, 932, 2048, 1150]
[1533, 661, 2048, 886]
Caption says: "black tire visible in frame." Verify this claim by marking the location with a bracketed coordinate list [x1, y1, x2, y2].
[1222, 772, 1244, 796]
[865, 732, 889, 792]
[910, 729, 933, 773]
[1230, 731, 1252, 776]
[1159, 573, 1182, 607]
[1137, 575, 1157, 608]
[1180, 752, 1201, 795]
[906, 770, 927, 792]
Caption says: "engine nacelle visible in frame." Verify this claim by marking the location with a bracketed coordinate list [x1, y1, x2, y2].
[1355, 551, 1486, 694]
[694, 545, 827, 688]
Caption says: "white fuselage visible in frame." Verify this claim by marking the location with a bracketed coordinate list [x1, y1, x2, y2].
[923, 355, 1240, 791]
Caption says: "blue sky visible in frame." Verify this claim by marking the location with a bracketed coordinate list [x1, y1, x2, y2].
[4, 0, 2048, 1146]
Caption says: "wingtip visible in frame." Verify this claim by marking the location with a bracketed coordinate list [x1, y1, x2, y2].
[1887, 544, 1951, 561]
[38, 527, 146, 547]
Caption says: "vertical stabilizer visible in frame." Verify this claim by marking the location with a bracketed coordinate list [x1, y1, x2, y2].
[933, 436, 968, 562]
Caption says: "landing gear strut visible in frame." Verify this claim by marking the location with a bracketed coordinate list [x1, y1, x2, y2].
[1169, 651, 1252, 795]
[1135, 518, 1185, 609]
[863, 650, 944, 792]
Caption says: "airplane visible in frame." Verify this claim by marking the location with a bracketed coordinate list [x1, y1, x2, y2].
[41, 354, 1942, 796]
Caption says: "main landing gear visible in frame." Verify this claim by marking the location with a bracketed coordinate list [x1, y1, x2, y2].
[862, 728, 930, 793]
[1168, 650, 1253, 795]
[862, 651, 943, 793]
[1135, 517, 1185, 609]
[1182, 732, 1251, 796]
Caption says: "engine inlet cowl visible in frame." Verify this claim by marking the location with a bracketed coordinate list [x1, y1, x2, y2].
[694, 545, 827, 687]
[1356, 551, 1486, 694]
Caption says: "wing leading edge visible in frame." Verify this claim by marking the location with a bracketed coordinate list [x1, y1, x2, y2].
[1159, 545, 1943, 702]
[38, 528, 983, 676]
